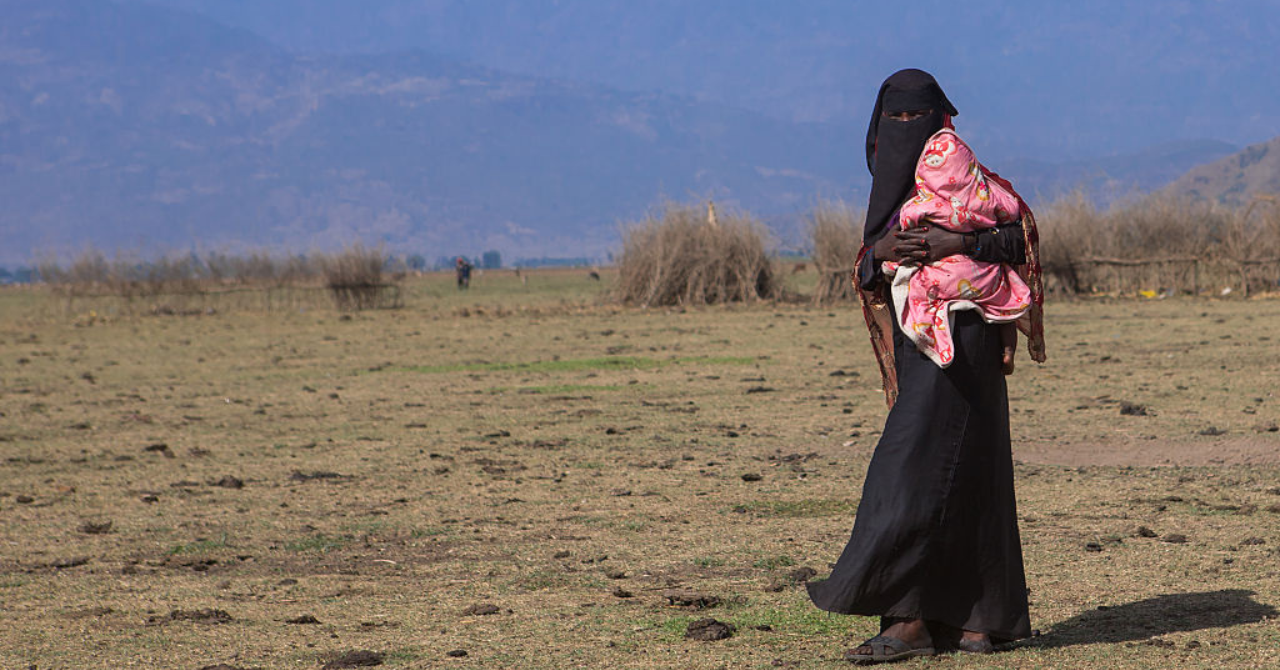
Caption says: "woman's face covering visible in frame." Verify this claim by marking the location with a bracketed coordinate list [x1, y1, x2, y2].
[883, 110, 931, 122]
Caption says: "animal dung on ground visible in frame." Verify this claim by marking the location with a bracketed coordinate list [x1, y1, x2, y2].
[213, 475, 244, 489]
[148, 609, 234, 625]
[1119, 402, 1149, 416]
[321, 650, 384, 668]
[289, 470, 351, 482]
[664, 590, 720, 609]
[50, 556, 90, 569]
[685, 617, 736, 641]
[787, 567, 818, 583]
[461, 603, 501, 616]
[144, 442, 175, 457]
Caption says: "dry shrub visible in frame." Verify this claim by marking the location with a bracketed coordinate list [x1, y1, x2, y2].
[614, 203, 778, 306]
[1037, 191, 1280, 295]
[35, 245, 409, 307]
[319, 243, 397, 310]
[38, 250, 205, 297]
[202, 251, 319, 286]
[808, 201, 864, 304]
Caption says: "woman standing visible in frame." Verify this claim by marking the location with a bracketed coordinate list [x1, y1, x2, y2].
[806, 69, 1045, 663]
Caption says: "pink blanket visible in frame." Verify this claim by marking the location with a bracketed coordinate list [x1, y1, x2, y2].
[882, 129, 1032, 367]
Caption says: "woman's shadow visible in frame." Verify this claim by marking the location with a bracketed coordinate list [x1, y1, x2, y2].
[1017, 589, 1276, 648]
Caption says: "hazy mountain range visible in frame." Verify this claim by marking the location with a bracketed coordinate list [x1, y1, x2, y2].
[0, 0, 1273, 266]
[1166, 136, 1280, 207]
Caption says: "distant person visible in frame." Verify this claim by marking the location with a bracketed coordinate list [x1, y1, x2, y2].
[806, 69, 1046, 664]
[455, 257, 472, 289]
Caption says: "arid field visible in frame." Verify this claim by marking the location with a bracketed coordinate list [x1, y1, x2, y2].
[1, 268, 1278, 669]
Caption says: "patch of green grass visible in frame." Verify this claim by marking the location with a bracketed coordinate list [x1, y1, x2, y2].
[401, 356, 660, 374]
[513, 568, 576, 591]
[752, 555, 796, 570]
[395, 355, 757, 374]
[731, 599, 872, 636]
[339, 519, 389, 534]
[692, 557, 726, 568]
[382, 649, 423, 664]
[283, 534, 348, 552]
[510, 384, 624, 394]
[734, 498, 858, 518]
[677, 355, 758, 366]
[0, 578, 28, 589]
[166, 534, 228, 555]
[648, 597, 868, 641]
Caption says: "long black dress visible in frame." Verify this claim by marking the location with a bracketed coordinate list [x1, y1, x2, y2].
[806, 223, 1031, 642]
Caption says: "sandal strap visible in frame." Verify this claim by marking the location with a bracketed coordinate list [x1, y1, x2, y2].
[863, 635, 912, 655]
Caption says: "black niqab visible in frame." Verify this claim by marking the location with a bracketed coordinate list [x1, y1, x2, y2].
[863, 69, 958, 244]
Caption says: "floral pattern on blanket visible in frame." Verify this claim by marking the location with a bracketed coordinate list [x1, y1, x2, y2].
[883, 129, 1032, 367]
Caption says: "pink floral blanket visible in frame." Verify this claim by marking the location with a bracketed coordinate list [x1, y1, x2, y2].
[882, 129, 1032, 367]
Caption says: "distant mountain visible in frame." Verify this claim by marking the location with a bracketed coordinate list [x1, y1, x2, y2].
[0, 0, 868, 265]
[134, 0, 1280, 159]
[1163, 136, 1280, 206]
[0, 0, 1254, 266]
[999, 139, 1238, 205]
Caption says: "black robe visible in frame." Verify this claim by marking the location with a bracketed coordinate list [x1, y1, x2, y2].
[806, 223, 1031, 641]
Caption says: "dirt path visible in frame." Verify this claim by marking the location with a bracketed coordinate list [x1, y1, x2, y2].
[1017, 436, 1280, 467]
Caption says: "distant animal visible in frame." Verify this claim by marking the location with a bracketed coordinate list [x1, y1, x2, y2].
[588, 270, 601, 281]
[514, 268, 527, 286]
[707, 200, 718, 227]
[792, 263, 808, 275]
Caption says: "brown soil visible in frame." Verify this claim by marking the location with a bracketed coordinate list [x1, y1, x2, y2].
[1017, 436, 1280, 467]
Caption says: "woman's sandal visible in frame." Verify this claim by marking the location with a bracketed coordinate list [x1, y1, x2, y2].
[844, 635, 936, 664]
[956, 637, 994, 654]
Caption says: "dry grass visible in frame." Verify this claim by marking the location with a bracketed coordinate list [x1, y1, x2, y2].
[0, 272, 1279, 668]
[808, 201, 864, 304]
[614, 203, 779, 306]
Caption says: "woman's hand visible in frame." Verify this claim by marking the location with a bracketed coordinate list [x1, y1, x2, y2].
[875, 226, 966, 265]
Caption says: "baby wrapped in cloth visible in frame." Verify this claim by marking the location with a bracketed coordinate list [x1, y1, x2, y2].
[882, 129, 1031, 368]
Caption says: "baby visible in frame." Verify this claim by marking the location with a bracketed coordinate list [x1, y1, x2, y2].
[882, 129, 1031, 373]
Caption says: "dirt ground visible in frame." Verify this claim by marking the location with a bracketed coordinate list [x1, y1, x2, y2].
[1, 269, 1278, 669]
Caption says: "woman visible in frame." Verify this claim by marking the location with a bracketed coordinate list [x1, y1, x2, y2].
[806, 69, 1045, 663]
